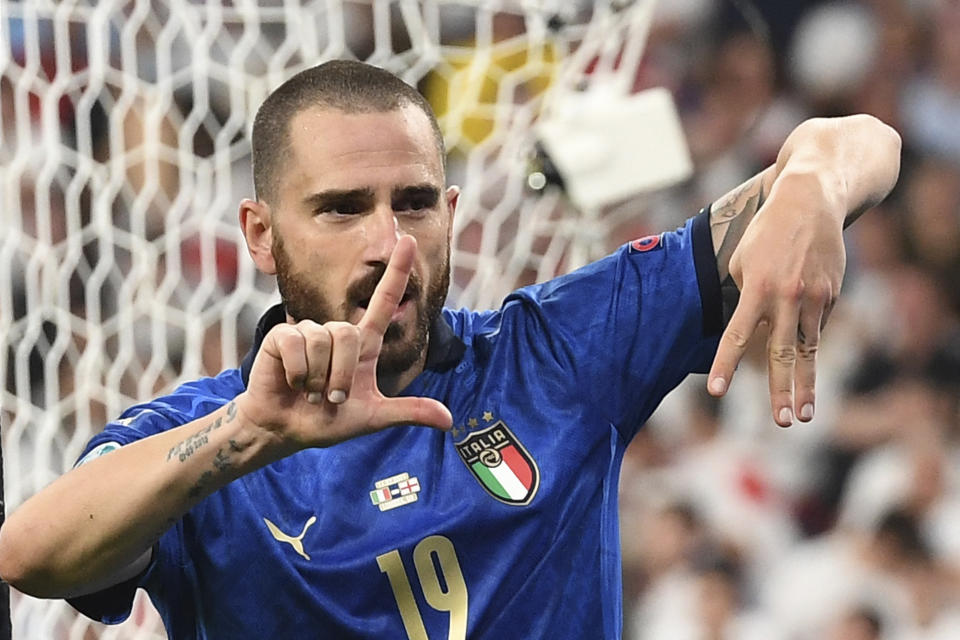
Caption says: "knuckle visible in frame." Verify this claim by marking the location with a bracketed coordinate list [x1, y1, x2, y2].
[780, 280, 804, 302]
[295, 319, 322, 335]
[327, 322, 360, 344]
[797, 342, 818, 361]
[769, 344, 797, 365]
[803, 284, 828, 306]
[275, 327, 304, 351]
[723, 328, 751, 350]
[814, 285, 833, 306]
[754, 278, 774, 295]
[303, 324, 333, 346]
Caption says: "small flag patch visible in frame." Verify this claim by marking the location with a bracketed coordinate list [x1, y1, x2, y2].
[370, 473, 421, 511]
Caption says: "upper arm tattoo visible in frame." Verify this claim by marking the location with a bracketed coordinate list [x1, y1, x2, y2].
[708, 167, 773, 322]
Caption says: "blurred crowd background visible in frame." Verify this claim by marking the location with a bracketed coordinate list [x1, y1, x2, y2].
[2, 0, 960, 638]
[620, 1, 960, 639]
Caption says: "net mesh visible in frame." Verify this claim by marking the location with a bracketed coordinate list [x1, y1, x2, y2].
[0, 1, 660, 637]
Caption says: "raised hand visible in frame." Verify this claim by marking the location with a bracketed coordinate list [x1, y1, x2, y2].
[707, 174, 845, 427]
[704, 116, 899, 428]
[236, 235, 453, 449]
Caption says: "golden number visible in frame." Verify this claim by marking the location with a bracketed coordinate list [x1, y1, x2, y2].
[377, 535, 468, 640]
[413, 535, 468, 640]
[377, 549, 429, 640]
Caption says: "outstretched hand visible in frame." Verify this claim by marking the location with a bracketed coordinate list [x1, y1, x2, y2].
[237, 235, 452, 449]
[707, 176, 846, 427]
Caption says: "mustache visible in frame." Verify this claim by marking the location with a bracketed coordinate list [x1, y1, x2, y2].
[346, 264, 423, 307]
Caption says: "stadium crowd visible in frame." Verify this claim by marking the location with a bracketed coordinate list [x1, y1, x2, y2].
[619, 1, 960, 639]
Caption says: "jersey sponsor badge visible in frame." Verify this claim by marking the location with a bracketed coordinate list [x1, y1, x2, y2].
[370, 472, 421, 511]
[629, 234, 662, 253]
[455, 420, 539, 506]
[74, 441, 121, 467]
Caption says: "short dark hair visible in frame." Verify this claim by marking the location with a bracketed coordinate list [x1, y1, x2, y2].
[251, 60, 445, 205]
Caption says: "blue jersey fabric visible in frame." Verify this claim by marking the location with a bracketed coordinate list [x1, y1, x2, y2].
[70, 211, 723, 639]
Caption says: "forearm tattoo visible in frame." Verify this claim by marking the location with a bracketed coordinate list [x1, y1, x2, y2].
[166, 401, 238, 462]
[709, 171, 769, 324]
[165, 401, 247, 500]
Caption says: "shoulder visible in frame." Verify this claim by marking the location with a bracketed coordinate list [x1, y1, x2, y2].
[78, 369, 244, 461]
[121, 369, 244, 428]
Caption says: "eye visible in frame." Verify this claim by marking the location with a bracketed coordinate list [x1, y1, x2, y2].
[318, 203, 364, 216]
[394, 194, 438, 216]
[406, 197, 431, 212]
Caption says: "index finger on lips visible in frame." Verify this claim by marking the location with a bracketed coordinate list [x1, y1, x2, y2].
[358, 235, 417, 338]
[708, 290, 764, 398]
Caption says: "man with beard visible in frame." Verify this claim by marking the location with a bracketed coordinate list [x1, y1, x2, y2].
[0, 60, 901, 639]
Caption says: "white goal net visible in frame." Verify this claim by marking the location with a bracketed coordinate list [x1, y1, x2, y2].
[1, 0, 681, 637]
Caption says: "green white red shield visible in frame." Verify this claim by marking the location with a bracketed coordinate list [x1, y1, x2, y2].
[455, 421, 539, 505]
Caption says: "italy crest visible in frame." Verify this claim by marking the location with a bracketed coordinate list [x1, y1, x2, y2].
[455, 421, 540, 505]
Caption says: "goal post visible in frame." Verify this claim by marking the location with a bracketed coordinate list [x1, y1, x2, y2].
[0, 1, 684, 637]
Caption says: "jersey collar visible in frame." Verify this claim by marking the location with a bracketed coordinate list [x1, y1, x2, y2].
[239, 304, 465, 388]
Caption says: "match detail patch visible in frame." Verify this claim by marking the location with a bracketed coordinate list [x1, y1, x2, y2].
[370, 472, 421, 511]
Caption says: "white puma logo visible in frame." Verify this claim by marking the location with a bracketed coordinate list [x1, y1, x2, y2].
[263, 515, 317, 560]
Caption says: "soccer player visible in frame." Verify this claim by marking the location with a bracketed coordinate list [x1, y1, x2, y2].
[0, 60, 900, 638]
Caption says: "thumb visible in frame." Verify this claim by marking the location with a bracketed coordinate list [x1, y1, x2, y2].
[371, 397, 453, 432]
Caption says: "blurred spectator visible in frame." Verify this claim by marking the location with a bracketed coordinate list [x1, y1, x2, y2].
[827, 607, 885, 640]
[901, 2, 960, 163]
[761, 509, 923, 639]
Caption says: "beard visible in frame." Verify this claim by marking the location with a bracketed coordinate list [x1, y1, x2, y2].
[273, 233, 450, 377]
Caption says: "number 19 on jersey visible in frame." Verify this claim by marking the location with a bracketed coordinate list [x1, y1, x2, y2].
[377, 535, 468, 640]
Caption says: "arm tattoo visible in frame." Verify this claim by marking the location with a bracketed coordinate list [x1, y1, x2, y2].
[710, 172, 767, 283]
[709, 170, 769, 323]
[165, 400, 247, 500]
[186, 440, 248, 499]
[187, 471, 216, 499]
[166, 401, 238, 462]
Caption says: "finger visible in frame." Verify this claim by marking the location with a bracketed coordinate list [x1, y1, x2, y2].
[820, 297, 836, 331]
[371, 396, 453, 432]
[794, 304, 823, 423]
[296, 321, 332, 400]
[324, 322, 361, 404]
[767, 299, 802, 427]
[262, 324, 309, 391]
[708, 290, 764, 397]
[358, 235, 417, 338]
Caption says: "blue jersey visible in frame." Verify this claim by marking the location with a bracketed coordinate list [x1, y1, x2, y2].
[70, 211, 723, 639]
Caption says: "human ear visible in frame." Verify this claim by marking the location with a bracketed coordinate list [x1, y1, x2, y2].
[239, 198, 277, 275]
[445, 185, 460, 243]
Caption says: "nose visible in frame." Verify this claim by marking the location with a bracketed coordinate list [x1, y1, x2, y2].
[362, 206, 402, 266]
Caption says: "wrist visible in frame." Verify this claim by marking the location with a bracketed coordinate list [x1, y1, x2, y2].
[232, 393, 301, 463]
[771, 166, 847, 229]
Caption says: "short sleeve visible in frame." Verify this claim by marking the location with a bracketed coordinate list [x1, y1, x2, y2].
[501, 209, 723, 439]
[66, 370, 243, 624]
